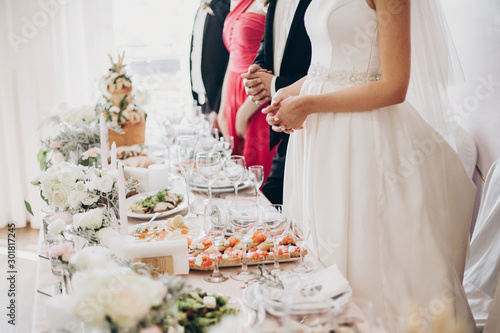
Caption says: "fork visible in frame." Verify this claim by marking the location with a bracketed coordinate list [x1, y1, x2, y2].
[134, 212, 161, 237]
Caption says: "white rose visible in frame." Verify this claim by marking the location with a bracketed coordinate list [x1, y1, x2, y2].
[81, 106, 97, 122]
[51, 151, 65, 164]
[72, 269, 110, 327]
[57, 168, 78, 186]
[61, 107, 82, 125]
[106, 275, 154, 328]
[94, 175, 114, 193]
[106, 170, 118, 182]
[70, 246, 112, 270]
[73, 208, 103, 230]
[81, 193, 99, 206]
[47, 218, 66, 236]
[75, 181, 86, 192]
[49, 184, 71, 207]
[96, 227, 119, 247]
[67, 190, 84, 209]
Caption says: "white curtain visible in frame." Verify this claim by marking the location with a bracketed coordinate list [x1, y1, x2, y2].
[0, 0, 112, 229]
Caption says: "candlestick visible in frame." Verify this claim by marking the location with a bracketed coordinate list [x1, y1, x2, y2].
[117, 163, 128, 235]
[99, 114, 109, 170]
[110, 142, 117, 170]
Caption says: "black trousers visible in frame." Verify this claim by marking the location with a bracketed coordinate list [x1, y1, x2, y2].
[262, 134, 289, 204]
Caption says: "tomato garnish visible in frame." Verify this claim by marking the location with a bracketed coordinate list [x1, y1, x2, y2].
[202, 257, 213, 267]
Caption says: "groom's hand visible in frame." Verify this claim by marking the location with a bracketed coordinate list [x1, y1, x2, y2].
[242, 65, 273, 105]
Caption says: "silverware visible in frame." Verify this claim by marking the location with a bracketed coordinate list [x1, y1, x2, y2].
[134, 212, 161, 237]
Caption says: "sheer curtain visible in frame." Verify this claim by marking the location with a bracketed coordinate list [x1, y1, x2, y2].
[0, 0, 112, 229]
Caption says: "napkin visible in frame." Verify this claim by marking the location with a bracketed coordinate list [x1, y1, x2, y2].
[109, 235, 189, 275]
[280, 264, 351, 303]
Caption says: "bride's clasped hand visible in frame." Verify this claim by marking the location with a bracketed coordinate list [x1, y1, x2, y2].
[262, 88, 306, 134]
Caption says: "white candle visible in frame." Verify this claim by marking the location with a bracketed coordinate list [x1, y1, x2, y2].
[117, 163, 128, 235]
[99, 114, 109, 170]
[110, 142, 117, 170]
[148, 164, 169, 191]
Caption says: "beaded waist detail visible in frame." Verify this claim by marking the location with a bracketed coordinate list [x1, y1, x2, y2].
[307, 63, 381, 86]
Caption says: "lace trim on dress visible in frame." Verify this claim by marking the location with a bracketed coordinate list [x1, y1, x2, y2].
[307, 63, 381, 86]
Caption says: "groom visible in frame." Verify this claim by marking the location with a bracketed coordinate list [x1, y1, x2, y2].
[242, 0, 312, 204]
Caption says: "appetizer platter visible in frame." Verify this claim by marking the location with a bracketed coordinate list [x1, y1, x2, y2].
[126, 189, 194, 219]
[188, 230, 307, 271]
[128, 215, 201, 241]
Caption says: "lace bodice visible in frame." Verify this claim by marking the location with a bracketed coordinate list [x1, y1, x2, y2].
[305, 0, 381, 85]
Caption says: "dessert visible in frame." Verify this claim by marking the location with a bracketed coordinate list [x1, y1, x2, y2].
[102, 52, 146, 147]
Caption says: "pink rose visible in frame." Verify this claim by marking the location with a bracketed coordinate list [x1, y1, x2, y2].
[50, 141, 62, 148]
[49, 212, 73, 225]
[155, 281, 167, 301]
[139, 326, 162, 333]
[49, 242, 74, 262]
[82, 147, 101, 160]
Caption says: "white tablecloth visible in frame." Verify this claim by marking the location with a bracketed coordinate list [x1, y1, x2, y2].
[32, 183, 369, 332]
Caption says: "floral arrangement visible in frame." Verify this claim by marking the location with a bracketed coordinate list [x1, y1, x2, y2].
[70, 207, 120, 245]
[49, 242, 74, 265]
[100, 52, 146, 127]
[69, 247, 187, 333]
[38, 103, 103, 170]
[31, 162, 134, 220]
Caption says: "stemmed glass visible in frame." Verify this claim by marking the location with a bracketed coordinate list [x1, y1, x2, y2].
[261, 204, 290, 275]
[291, 217, 312, 273]
[248, 165, 264, 197]
[223, 155, 246, 198]
[177, 136, 196, 218]
[160, 120, 176, 182]
[228, 199, 259, 282]
[203, 198, 229, 283]
[199, 128, 219, 152]
[196, 152, 222, 198]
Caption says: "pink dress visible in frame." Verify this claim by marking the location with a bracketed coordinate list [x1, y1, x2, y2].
[223, 0, 276, 182]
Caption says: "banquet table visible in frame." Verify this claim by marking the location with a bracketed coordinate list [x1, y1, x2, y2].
[32, 182, 370, 332]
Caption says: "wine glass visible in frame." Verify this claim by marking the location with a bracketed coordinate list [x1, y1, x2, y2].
[160, 120, 176, 182]
[177, 135, 196, 218]
[199, 128, 219, 152]
[291, 217, 312, 273]
[261, 204, 290, 275]
[228, 199, 259, 282]
[248, 165, 264, 197]
[203, 198, 229, 283]
[221, 136, 234, 159]
[196, 152, 222, 198]
[223, 155, 246, 198]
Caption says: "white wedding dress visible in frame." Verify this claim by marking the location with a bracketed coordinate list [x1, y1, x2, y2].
[284, 0, 477, 326]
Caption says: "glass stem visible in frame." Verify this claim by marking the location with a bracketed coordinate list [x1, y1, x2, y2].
[299, 241, 304, 267]
[62, 269, 72, 295]
[234, 182, 238, 198]
[167, 146, 172, 181]
[185, 177, 191, 215]
[274, 240, 280, 271]
[208, 179, 212, 198]
[241, 240, 248, 272]
[213, 239, 220, 275]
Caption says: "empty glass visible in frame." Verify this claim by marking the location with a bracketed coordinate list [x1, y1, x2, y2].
[261, 204, 290, 275]
[228, 199, 259, 282]
[203, 198, 228, 283]
[160, 120, 176, 182]
[196, 152, 222, 198]
[223, 155, 246, 198]
[177, 135, 196, 218]
[217, 136, 234, 160]
[291, 217, 312, 273]
[248, 165, 264, 196]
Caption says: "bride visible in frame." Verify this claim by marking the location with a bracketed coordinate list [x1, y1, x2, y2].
[264, 0, 476, 328]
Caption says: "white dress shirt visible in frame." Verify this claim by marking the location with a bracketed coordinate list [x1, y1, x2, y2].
[191, 5, 208, 104]
[270, 0, 301, 96]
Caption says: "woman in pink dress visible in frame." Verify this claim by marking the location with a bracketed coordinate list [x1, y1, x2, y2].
[220, 0, 276, 182]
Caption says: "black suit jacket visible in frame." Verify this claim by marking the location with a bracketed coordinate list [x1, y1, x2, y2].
[190, 0, 230, 114]
[253, 0, 312, 149]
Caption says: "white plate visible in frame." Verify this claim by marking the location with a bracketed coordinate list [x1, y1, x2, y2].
[126, 190, 195, 219]
[242, 283, 351, 316]
[128, 220, 201, 240]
